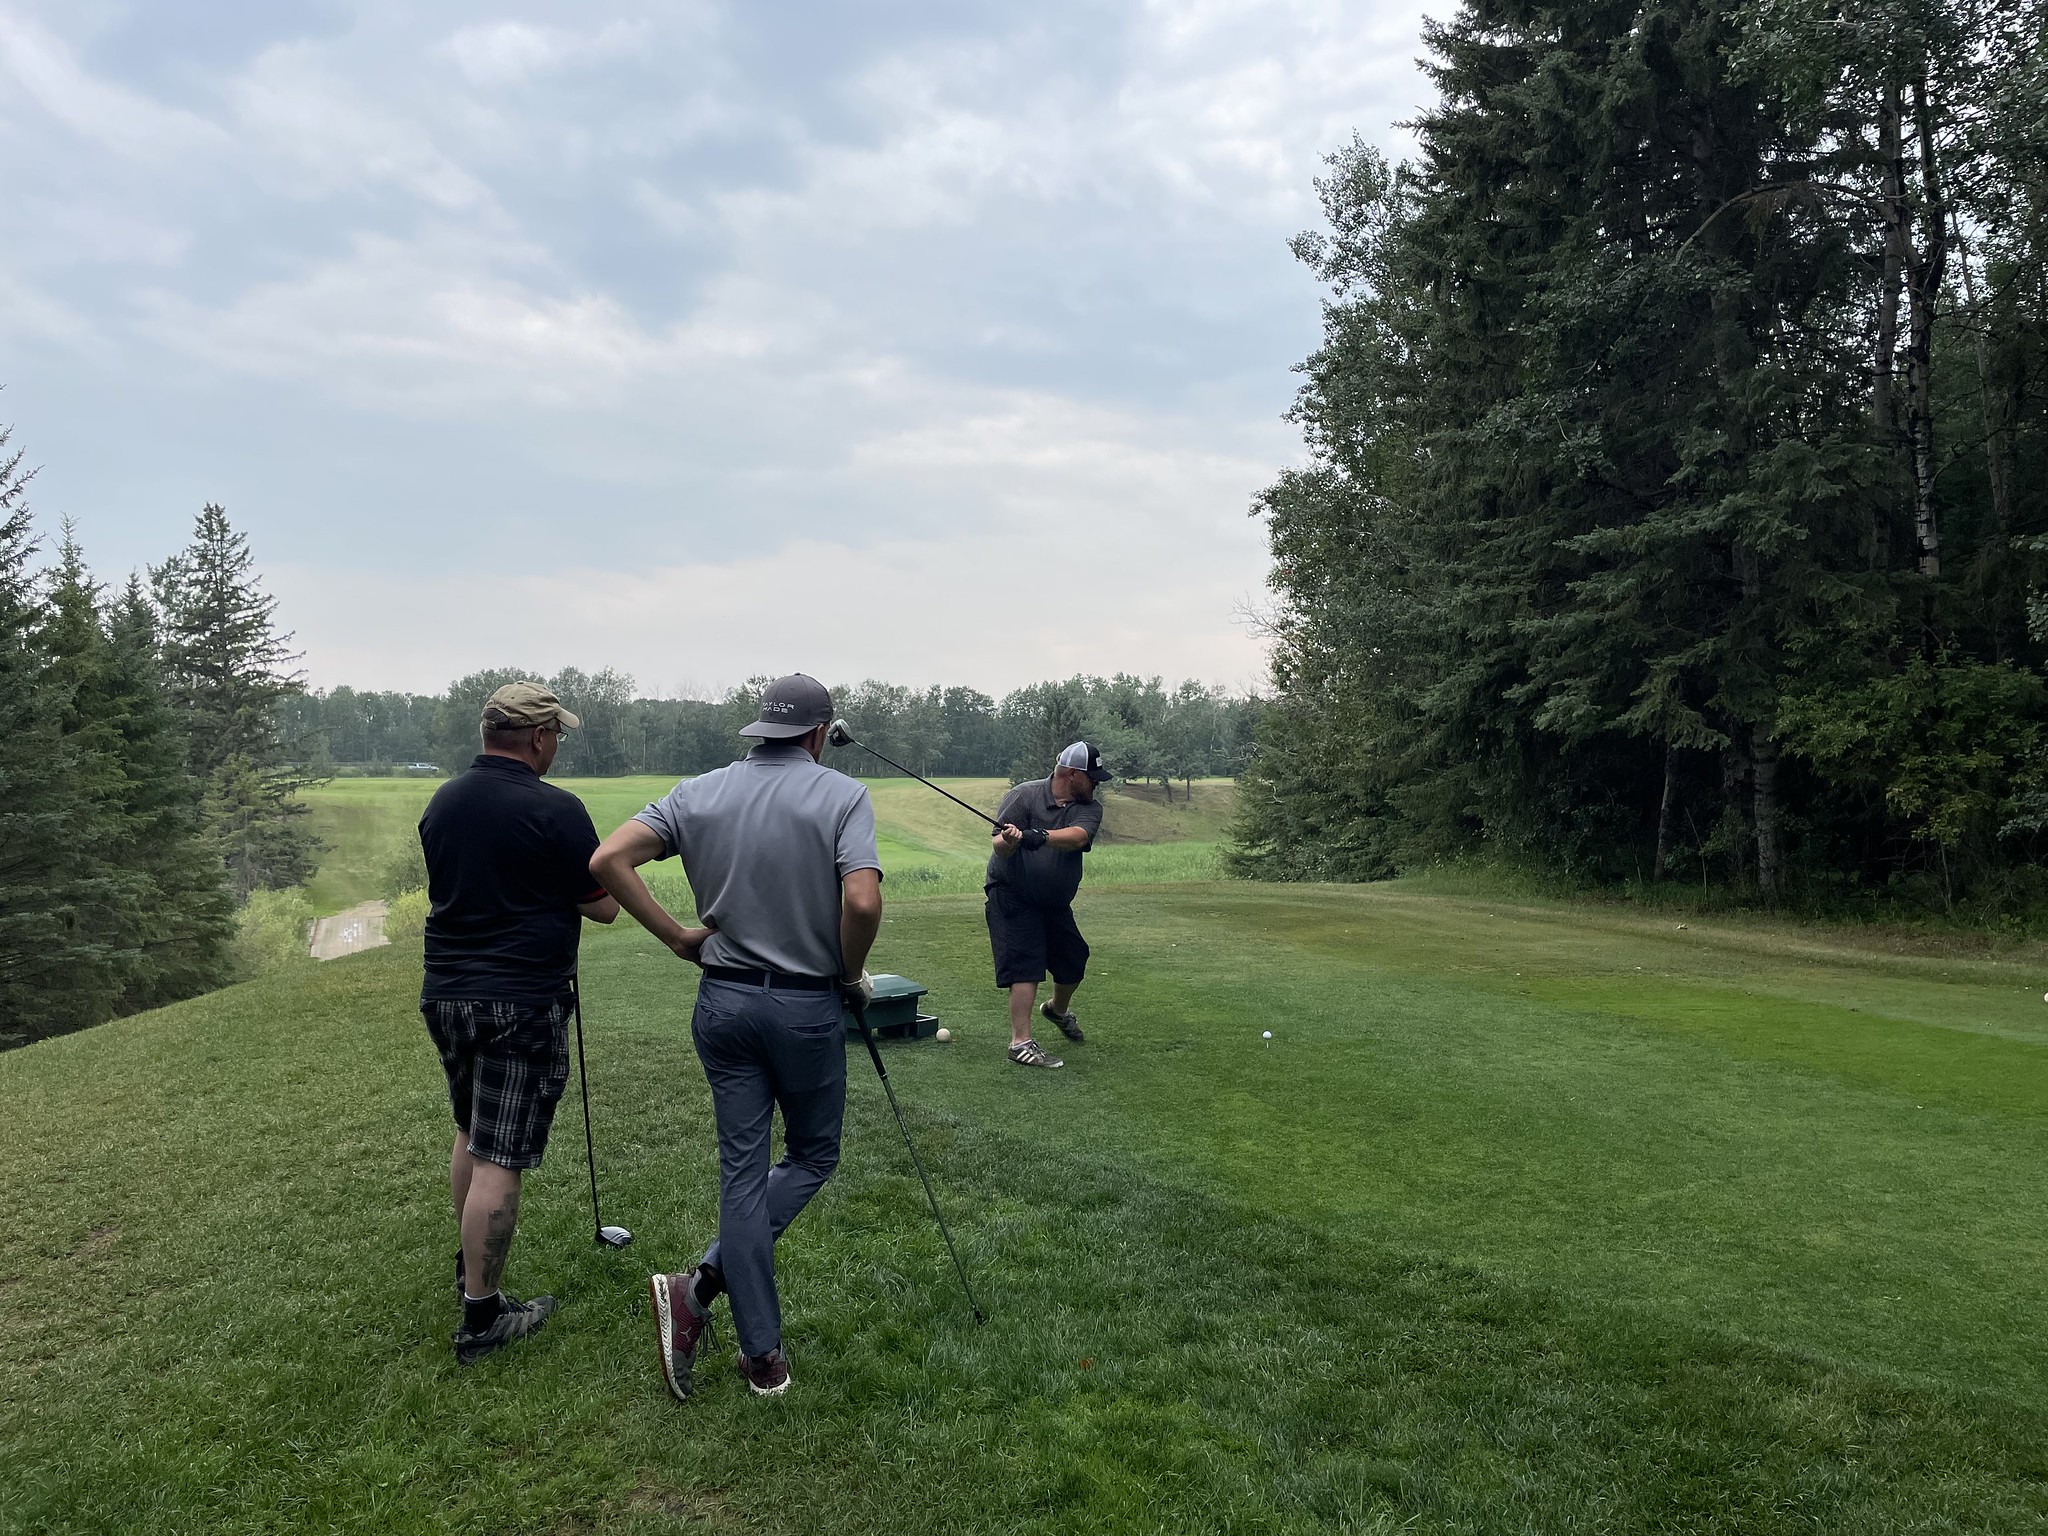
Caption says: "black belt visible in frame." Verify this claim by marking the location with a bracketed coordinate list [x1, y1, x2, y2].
[701, 965, 836, 993]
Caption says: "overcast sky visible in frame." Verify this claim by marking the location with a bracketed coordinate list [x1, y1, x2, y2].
[2, 0, 1435, 698]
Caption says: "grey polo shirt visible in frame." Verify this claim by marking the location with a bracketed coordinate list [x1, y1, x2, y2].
[985, 777, 1103, 908]
[633, 744, 881, 979]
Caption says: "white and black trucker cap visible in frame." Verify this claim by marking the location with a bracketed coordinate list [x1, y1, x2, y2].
[1057, 741, 1113, 783]
[740, 673, 835, 739]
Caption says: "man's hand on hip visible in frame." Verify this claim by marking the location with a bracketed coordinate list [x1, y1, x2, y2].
[668, 922, 716, 966]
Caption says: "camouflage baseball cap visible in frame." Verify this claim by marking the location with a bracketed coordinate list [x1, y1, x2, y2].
[480, 681, 580, 731]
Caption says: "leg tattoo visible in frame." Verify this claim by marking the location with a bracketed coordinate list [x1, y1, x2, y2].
[480, 1189, 519, 1294]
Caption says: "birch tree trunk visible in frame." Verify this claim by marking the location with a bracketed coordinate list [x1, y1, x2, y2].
[1904, 73, 1949, 586]
[1873, 81, 1908, 573]
[1653, 744, 1677, 882]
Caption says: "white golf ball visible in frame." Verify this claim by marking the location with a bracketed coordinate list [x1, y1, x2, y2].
[1262, 1030, 1273, 1039]
[935, 1027, 951, 1042]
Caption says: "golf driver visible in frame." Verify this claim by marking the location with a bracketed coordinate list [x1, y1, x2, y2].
[827, 719, 1002, 831]
[846, 989, 987, 1325]
[571, 977, 633, 1249]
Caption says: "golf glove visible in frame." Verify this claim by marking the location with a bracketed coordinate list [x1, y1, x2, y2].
[1019, 827, 1048, 850]
[839, 969, 874, 1007]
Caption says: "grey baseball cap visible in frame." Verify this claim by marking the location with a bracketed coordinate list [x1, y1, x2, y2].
[739, 673, 835, 740]
[1058, 741, 1113, 783]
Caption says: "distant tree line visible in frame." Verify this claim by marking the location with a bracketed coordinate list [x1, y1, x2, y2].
[285, 672, 1264, 793]
[3, 431, 318, 1046]
[1238, 0, 2048, 915]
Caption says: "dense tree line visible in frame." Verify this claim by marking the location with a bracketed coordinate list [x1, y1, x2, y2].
[1238, 0, 2048, 914]
[2, 435, 315, 1047]
[287, 672, 1263, 793]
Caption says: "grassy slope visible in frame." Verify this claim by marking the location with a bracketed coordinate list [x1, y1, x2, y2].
[298, 777, 1238, 913]
[7, 875, 2048, 1532]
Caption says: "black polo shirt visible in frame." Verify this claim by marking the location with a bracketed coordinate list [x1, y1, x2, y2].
[984, 777, 1103, 908]
[419, 755, 606, 1002]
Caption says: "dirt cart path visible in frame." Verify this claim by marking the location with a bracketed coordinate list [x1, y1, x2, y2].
[309, 900, 390, 960]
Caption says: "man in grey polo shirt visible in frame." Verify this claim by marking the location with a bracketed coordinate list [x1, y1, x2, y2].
[988, 741, 1111, 1069]
[590, 673, 882, 1402]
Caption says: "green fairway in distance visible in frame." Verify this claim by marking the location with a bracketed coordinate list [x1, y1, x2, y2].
[7, 862, 2048, 1531]
[297, 775, 1235, 913]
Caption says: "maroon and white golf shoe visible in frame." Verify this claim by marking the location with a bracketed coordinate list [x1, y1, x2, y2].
[648, 1269, 716, 1402]
[737, 1346, 791, 1397]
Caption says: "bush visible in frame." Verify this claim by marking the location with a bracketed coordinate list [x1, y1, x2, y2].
[231, 889, 318, 981]
[380, 838, 428, 900]
[384, 887, 428, 942]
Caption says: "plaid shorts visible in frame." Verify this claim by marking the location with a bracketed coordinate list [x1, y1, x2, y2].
[422, 998, 571, 1170]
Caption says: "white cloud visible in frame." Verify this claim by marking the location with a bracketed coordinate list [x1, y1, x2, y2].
[231, 43, 496, 209]
[441, 19, 658, 87]
[0, 13, 230, 162]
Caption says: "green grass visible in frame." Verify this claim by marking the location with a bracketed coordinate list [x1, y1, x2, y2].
[10, 824, 2048, 1528]
[296, 774, 1239, 914]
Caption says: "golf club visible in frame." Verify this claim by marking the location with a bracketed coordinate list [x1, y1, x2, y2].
[827, 719, 1003, 831]
[846, 990, 987, 1325]
[571, 977, 633, 1249]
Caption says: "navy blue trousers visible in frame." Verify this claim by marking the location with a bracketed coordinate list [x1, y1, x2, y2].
[691, 975, 847, 1358]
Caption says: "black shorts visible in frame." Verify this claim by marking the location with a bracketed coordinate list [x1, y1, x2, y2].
[985, 887, 1089, 988]
[422, 998, 571, 1170]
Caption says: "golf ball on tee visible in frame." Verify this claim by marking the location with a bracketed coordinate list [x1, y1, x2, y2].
[1262, 1030, 1273, 1040]
[935, 1027, 951, 1042]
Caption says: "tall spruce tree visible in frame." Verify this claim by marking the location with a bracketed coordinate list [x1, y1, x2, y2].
[152, 504, 318, 900]
[104, 575, 235, 1008]
[0, 434, 118, 1043]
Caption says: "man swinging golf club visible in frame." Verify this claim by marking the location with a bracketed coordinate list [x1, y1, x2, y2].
[590, 673, 883, 1401]
[417, 683, 622, 1365]
[988, 741, 1111, 1068]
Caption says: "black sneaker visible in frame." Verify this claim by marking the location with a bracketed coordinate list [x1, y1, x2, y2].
[737, 1346, 791, 1397]
[650, 1269, 718, 1402]
[453, 1292, 557, 1365]
[1040, 1002, 1084, 1042]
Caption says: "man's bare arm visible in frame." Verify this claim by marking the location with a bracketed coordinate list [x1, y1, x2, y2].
[577, 894, 621, 923]
[590, 821, 713, 962]
[839, 868, 883, 980]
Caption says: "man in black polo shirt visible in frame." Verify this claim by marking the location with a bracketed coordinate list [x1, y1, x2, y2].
[417, 682, 628, 1364]
[988, 741, 1111, 1070]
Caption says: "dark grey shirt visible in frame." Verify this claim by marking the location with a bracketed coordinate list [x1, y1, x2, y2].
[985, 777, 1103, 908]
[633, 745, 881, 979]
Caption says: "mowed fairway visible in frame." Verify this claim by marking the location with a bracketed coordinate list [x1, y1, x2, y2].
[6, 793, 2048, 1530]
[297, 775, 1237, 911]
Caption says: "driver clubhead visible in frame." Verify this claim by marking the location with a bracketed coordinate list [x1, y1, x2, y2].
[826, 719, 854, 747]
[597, 1225, 634, 1249]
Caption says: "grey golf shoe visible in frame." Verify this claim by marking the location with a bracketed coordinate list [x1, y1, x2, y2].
[1007, 1037, 1064, 1069]
[1040, 1002, 1084, 1042]
[453, 1292, 557, 1365]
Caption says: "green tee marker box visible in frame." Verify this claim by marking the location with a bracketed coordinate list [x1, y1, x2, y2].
[844, 973, 938, 1040]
